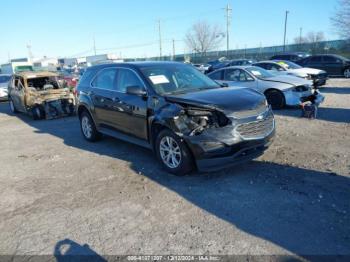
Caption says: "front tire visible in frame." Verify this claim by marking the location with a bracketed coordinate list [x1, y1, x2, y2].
[80, 111, 101, 142]
[344, 68, 350, 78]
[265, 90, 286, 110]
[32, 106, 45, 120]
[155, 129, 194, 176]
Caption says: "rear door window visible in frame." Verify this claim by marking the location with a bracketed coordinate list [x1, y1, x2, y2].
[116, 68, 144, 93]
[310, 56, 322, 63]
[225, 69, 254, 82]
[91, 68, 117, 90]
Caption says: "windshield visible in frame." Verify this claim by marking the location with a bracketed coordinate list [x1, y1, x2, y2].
[140, 64, 220, 95]
[246, 66, 275, 79]
[275, 60, 302, 69]
[0, 75, 11, 84]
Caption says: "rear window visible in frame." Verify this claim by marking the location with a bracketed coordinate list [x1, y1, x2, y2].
[78, 68, 96, 87]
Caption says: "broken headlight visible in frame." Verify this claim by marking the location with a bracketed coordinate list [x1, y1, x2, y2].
[293, 85, 310, 92]
[185, 109, 231, 136]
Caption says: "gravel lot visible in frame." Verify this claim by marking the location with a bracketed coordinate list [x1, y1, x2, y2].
[0, 79, 349, 260]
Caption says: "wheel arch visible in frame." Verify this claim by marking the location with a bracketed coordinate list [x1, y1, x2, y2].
[264, 88, 285, 96]
[149, 120, 168, 150]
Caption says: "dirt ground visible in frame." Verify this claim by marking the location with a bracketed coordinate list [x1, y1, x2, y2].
[0, 79, 349, 260]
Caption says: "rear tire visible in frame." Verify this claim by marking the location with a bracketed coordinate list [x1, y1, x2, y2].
[265, 90, 286, 110]
[80, 111, 101, 142]
[9, 98, 18, 114]
[344, 68, 350, 78]
[155, 129, 194, 176]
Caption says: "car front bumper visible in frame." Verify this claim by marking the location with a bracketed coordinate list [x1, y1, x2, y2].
[284, 90, 325, 106]
[183, 108, 275, 172]
[0, 89, 8, 100]
[312, 74, 328, 86]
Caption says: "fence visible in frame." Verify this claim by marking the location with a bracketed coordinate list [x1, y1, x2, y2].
[131, 39, 350, 63]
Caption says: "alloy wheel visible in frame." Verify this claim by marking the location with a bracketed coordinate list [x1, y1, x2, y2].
[159, 136, 182, 169]
[81, 116, 93, 139]
[344, 69, 350, 78]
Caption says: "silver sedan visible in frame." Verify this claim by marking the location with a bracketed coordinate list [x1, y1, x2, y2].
[207, 66, 325, 109]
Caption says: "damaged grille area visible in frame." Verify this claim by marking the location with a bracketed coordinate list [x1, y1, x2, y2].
[236, 111, 274, 140]
[231, 102, 267, 119]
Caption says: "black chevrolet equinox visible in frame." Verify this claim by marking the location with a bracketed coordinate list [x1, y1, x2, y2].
[77, 62, 275, 175]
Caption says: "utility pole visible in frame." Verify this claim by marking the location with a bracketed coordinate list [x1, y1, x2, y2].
[224, 4, 232, 56]
[172, 39, 176, 61]
[158, 19, 162, 60]
[299, 27, 303, 45]
[26, 43, 33, 63]
[93, 36, 97, 56]
[283, 10, 289, 52]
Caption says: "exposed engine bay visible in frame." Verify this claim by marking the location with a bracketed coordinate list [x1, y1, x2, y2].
[25, 76, 76, 119]
[155, 102, 231, 137]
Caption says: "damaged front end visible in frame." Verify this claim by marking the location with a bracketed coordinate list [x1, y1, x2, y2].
[155, 100, 275, 172]
[26, 88, 76, 119]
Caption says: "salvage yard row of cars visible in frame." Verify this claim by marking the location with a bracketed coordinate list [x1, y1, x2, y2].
[0, 52, 347, 175]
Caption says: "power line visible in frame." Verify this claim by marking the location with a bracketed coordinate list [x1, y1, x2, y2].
[97, 42, 158, 52]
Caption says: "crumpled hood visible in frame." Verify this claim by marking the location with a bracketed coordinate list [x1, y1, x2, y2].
[165, 87, 266, 114]
[263, 75, 312, 87]
[290, 68, 326, 75]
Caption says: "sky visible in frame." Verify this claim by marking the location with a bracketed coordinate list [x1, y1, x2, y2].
[0, 0, 340, 63]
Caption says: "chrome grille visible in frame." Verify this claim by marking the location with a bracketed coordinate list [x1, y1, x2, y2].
[236, 112, 274, 140]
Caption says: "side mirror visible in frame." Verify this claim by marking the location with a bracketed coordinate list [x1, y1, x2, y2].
[219, 82, 229, 87]
[126, 85, 147, 96]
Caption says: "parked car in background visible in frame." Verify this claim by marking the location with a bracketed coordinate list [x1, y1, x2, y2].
[0, 74, 11, 101]
[226, 59, 256, 66]
[8, 71, 76, 119]
[193, 63, 211, 74]
[207, 66, 324, 109]
[207, 59, 256, 73]
[297, 54, 350, 78]
[58, 70, 79, 88]
[253, 61, 309, 79]
[77, 62, 275, 175]
[270, 52, 310, 63]
[270, 60, 328, 86]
